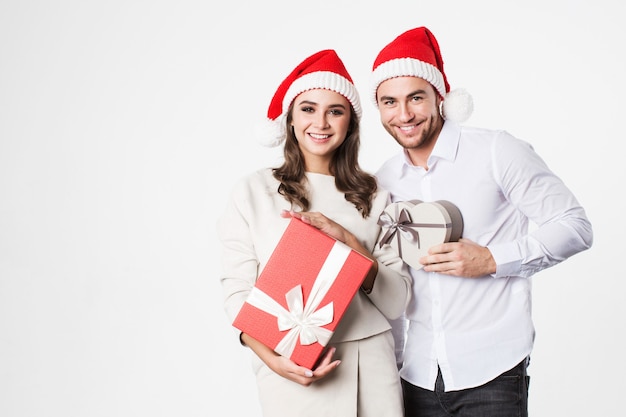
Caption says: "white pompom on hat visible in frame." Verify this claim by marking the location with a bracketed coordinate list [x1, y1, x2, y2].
[258, 49, 362, 147]
[370, 27, 473, 123]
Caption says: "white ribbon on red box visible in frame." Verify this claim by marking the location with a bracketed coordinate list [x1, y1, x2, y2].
[244, 241, 351, 358]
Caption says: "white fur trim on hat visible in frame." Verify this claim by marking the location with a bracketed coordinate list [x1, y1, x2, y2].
[256, 114, 287, 147]
[442, 88, 473, 123]
[371, 57, 446, 106]
[284, 71, 362, 121]
[259, 71, 362, 147]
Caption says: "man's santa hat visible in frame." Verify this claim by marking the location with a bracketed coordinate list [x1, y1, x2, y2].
[258, 49, 362, 147]
[370, 26, 473, 123]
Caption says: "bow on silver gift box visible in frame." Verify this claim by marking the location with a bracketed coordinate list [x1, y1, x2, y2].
[377, 207, 450, 258]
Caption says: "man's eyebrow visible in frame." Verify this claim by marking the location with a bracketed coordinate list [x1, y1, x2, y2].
[379, 89, 428, 101]
[405, 89, 428, 97]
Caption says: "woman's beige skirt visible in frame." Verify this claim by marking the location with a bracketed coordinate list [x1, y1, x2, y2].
[251, 330, 403, 417]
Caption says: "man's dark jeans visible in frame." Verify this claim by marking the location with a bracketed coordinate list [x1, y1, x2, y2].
[402, 358, 530, 417]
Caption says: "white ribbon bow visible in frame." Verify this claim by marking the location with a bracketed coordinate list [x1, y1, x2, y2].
[245, 241, 351, 358]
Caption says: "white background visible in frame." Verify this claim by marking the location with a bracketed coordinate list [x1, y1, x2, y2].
[1, 1, 623, 416]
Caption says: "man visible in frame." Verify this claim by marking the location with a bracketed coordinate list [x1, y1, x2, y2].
[371, 26, 593, 417]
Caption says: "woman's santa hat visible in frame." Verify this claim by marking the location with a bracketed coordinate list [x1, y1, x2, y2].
[258, 49, 362, 147]
[370, 27, 473, 123]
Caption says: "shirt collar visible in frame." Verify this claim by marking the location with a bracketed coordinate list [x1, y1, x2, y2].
[431, 120, 461, 163]
[399, 120, 461, 175]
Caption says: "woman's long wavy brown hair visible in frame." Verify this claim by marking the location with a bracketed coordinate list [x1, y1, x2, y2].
[272, 101, 378, 218]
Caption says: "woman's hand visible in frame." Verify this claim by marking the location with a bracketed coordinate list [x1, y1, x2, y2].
[281, 209, 348, 243]
[242, 331, 341, 386]
[266, 346, 341, 387]
[281, 210, 378, 292]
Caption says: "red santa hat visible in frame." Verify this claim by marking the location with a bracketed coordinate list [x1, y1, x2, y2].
[370, 27, 473, 123]
[258, 49, 362, 147]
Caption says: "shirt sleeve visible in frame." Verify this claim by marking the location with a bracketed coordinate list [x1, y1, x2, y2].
[216, 180, 259, 325]
[388, 315, 407, 370]
[487, 132, 593, 278]
[365, 193, 413, 319]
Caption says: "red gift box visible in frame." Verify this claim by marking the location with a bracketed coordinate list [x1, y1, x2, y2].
[232, 217, 373, 369]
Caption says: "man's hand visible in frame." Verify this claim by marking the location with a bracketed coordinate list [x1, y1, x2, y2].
[420, 238, 496, 277]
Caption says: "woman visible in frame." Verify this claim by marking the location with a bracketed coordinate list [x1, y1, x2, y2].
[217, 49, 411, 417]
